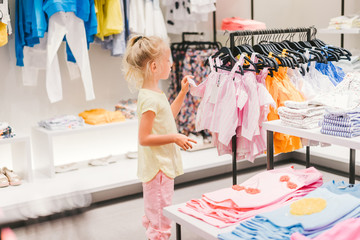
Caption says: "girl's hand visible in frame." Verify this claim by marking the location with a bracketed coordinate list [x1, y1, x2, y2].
[180, 75, 194, 94]
[174, 134, 197, 150]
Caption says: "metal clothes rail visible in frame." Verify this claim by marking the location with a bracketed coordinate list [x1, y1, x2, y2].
[227, 27, 314, 185]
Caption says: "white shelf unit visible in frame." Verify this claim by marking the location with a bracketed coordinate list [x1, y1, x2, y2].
[0, 136, 33, 182]
[318, 28, 360, 34]
[31, 120, 138, 178]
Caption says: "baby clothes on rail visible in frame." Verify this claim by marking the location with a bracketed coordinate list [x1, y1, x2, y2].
[218, 181, 360, 240]
[315, 61, 345, 86]
[178, 166, 322, 228]
[266, 67, 305, 154]
[168, 48, 217, 137]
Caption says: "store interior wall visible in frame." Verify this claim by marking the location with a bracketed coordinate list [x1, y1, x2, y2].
[0, 0, 360, 166]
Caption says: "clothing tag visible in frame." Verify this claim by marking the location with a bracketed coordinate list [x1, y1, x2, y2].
[187, 77, 197, 87]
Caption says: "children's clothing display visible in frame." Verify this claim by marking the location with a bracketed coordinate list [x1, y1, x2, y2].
[129, 0, 168, 40]
[38, 115, 85, 130]
[265, 67, 305, 154]
[0, 0, 11, 47]
[95, 0, 123, 40]
[115, 99, 137, 119]
[278, 101, 325, 129]
[78, 109, 125, 125]
[179, 166, 322, 228]
[315, 62, 345, 86]
[191, 54, 276, 161]
[291, 218, 360, 240]
[221, 17, 266, 31]
[137, 89, 183, 183]
[163, 0, 216, 34]
[168, 47, 218, 138]
[320, 109, 360, 138]
[0, 122, 14, 139]
[218, 181, 360, 240]
[328, 14, 360, 29]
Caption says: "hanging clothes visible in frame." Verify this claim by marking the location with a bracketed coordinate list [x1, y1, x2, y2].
[266, 67, 305, 154]
[163, 0, 216, 34]
[129, 0, 168, 40]
[95, 0, 123, 40]
[168, 47, 217, 138]
[0, 0, 11, 47]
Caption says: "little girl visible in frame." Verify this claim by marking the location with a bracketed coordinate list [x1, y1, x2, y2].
[123, 35, 197, 240]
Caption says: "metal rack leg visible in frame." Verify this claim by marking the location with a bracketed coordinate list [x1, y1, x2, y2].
[267, 131, 274, 170]
[306, 146, 311, 168]
[350, 149, 355, 184]
[232, 135, 237, 185]
[176, 223, 181, 240]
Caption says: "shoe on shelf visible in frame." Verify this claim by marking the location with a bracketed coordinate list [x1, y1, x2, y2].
[0, 169, 9, 188]
[2, 167, 21, 186]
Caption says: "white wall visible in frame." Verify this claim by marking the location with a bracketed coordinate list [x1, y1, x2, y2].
[1, 0, 360, 136]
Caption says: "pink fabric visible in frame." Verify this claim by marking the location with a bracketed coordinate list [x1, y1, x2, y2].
[178, 167, 323, 228]
[193, 56, 239, 145]
[291, 218, 360, 240]
[1, 228, 17, 240]
[142, 171, 174, 240]
[221, 17, 266, 31]
[210, 54, 275, 162]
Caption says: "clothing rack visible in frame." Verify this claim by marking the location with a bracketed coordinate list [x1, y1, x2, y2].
[228, 27, 314, 185]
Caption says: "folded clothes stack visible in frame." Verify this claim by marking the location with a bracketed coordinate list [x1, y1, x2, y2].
[0, 122, 15, 139]
[115, 99, 137, 119]
[79, 108, 126, 125]
[221, 17, 266, 31]
[277, 101, 325, 129]
[328, 15, 360, 29]
[320, 109, 360, 138]
[38, 115, 85, 130]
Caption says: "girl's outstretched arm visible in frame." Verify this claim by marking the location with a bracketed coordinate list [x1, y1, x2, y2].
[170, 75, 193, 118]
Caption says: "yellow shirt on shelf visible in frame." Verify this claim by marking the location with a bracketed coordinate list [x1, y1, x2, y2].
[79, 108, 125, 125]
[137, 89, 183, 183]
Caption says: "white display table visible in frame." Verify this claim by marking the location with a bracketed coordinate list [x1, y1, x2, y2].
[31, 120, 138, 178]
[163, 203, 236, 240]
[263, 120, 358, 183]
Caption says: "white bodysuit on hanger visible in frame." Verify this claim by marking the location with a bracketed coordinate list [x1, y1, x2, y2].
[46, 12, 95, 103]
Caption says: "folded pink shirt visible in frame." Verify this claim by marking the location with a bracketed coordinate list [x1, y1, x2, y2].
[178, 166, 323, 228]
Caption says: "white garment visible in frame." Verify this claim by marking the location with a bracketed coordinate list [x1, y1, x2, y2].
[144, 0, 154, 36]
[129, 0, 145, 34]
[47, 12, 95, 103]
[0, 0, 11, 34]
[153, 0, 169, 41]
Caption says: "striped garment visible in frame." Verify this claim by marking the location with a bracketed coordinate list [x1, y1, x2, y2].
[320, 128, 360, 138]
[322, 124, 360, 133]
[322, 118, 360, 127]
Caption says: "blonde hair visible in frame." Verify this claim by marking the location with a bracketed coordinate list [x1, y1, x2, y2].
[123, 35, 168, 92]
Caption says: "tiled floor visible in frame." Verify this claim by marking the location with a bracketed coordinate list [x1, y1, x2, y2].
[10, 162, 356, 240]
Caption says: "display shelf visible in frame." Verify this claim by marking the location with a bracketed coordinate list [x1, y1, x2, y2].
[0, 136, 33, 182]
[0, 148, 235, 224]
[318, 28, 360, 34]
[263, 120, 359, 183]
[31, 120, 138, 178]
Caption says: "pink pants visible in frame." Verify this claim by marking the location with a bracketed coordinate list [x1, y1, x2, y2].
[142, 171, 174, 240]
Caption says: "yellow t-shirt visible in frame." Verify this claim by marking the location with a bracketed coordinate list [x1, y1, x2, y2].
[137, 89, 183, 182]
